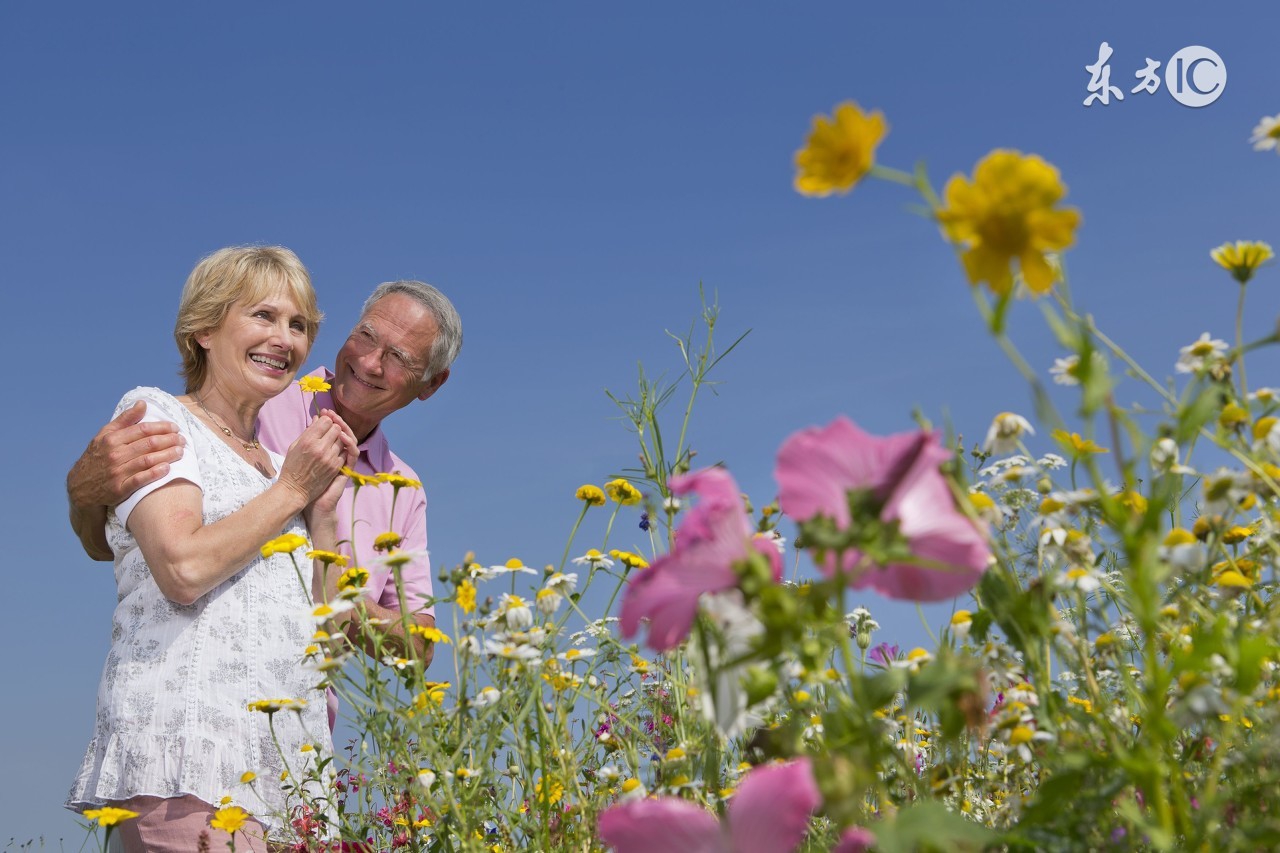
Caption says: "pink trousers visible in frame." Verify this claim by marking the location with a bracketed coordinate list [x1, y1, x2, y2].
[109, 795, 271, 853]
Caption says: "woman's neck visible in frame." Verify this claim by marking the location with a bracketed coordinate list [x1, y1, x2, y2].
[191, 383, 263, 443]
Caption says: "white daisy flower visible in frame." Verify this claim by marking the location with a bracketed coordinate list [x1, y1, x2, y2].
[571, 549, 613, 569]
[305, 599, 355, 624]
[1050, 355, 1081, 385]
[471, 686, 502, 708]
[544, 572, 579, 594]
[1250, 113, 1280, 153]
[497, 593, 534, 631]
[485, 558, 538, 578]
[556, 647, 597, 663]
[1249, 387, 1280, 404]
[983, 413, 1035, 455]
[1175, 333, 1228, 374]
[484, 639, 541, 661]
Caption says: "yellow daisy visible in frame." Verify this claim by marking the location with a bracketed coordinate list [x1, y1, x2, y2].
[793, 101, 888, 197]
[937, 149, 1081, 296]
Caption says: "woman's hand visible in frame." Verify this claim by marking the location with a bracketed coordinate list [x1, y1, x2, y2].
[278, 410, 358, 505]
[303, 411, 359, 537]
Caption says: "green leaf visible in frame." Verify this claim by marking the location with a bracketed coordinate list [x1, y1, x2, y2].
[871, 801, 995, 853]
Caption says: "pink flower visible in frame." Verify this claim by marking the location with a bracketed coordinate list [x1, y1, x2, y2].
[833, 826, 876, 853]
[775, 416, 990, 601]
[598, 759, 821, 853]
[619, 468, 781, 652]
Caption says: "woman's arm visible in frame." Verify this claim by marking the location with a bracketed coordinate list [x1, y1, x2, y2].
[129, 414, 353, 605]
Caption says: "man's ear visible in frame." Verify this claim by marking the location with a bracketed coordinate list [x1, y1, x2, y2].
[417, 368, 450, 402]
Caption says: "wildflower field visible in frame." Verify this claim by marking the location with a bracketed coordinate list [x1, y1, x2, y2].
[81, 104, 1280, 852]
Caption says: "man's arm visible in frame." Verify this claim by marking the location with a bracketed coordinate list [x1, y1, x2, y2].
[67, 400, 186, 561]
[344, 602, 437, 667]
[67, 399, 186, 558]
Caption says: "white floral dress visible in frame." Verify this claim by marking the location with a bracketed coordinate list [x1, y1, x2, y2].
[67, 388, 332, 836]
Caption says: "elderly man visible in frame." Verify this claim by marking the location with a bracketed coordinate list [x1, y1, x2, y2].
[67, 279, 461, 669]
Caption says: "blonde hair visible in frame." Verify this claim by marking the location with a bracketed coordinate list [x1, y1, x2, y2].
[174, 246, 322, 392]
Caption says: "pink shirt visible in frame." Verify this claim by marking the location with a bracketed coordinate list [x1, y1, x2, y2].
[258, 368, 434, 615]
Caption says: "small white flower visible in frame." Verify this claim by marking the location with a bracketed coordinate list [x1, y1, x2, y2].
[498, 594, 534, 630]
[572, 549, 614, 569]
[455, 635, 482, 657]
[484, 639, 541, 661]
[1060, 566, 1102, 593]
[485, 558, 538, 577]
[1175, 333, 1228, 374]
[1249, 387, 1280, 404]
[1050, 355, 1081, 385]
[1037, 452, 1067, 470]
[983, 413, 1035, 455]
[597, 765, 621, 784]
[416, 768, 437, 788]
[1250, 113, 1280, 154]
[557, 647, 597, 663]
[535, 588, 563, 616]
[471, 686, 502, 708]
[545, 573, 580, 595]
[305, 599, 354, 624]
[663, 496, 682, 512]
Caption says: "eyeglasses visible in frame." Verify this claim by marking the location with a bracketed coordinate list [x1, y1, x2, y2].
[347, 325, 425, 380]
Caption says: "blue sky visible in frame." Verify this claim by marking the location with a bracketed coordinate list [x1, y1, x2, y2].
[4, 1, 1278, 842]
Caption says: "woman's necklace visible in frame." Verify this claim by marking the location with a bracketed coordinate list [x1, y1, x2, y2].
[195, 394, 261, 451]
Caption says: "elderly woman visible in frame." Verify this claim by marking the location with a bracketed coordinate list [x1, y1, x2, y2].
[67, 247, 357, 851]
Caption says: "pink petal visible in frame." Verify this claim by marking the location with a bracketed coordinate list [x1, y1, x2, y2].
[619, 540, 741, 651]
[775, 417, 923, 527]
[726, 759, 821, 853]
[875, 470, 991, 600]
[620, 466, 761, 651]
[670, 468, 752, 545]
[833, 826, 876, 853]
[598, 798, 726, 853]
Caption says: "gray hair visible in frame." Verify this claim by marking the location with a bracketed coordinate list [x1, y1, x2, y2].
[361, 280, 463, 381]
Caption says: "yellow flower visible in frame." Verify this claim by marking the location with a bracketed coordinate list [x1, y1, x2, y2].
[297, 376, 331, 393]
[609, 549, 650, 569]
[341, 466, 381, 488]
[209, 805, 251, 833]
[336, 566, 370, 591]
[240, 771, 257, 784]
[1117, 491, 1148, 515]
[576, 484, 606, 506]
[84, 807, 139, 827]
[605, 478, 643, 505]
[260, 533, 308, 558]
[373, 531, 403, 552]
[1214, 569, 1253, 589]
[247, 698, 306, 714]
[937, 150, 1082, 296]
[534, 777, 565, 805]
[1222, 525, 1253, 545]
[1219, 403, 1249, 429]
[377, 471, 422, 489]
[1052, 430, 1108, 456]
[1009, 726, 1034, 746]
[456, 579, 477, 614]
[307, 549, 348, 567]
[409, 625, 452, 644]
[1211, 240, 1274, 284]
[793, 101, 887, 197]
[300, 743, 315, 753]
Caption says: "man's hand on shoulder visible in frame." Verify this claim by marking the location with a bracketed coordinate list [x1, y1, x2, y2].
[67, 400, 186, 561]
[68, 400, 186, 509]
